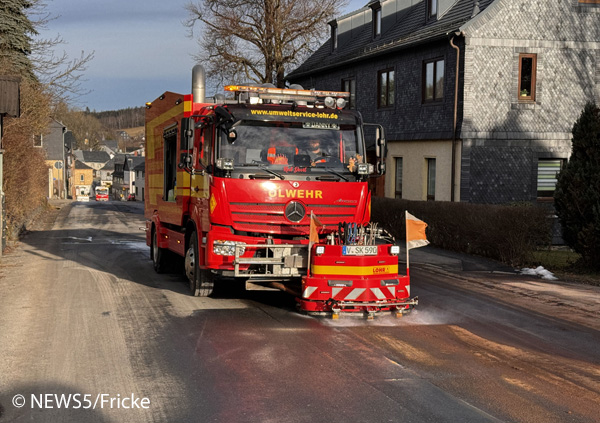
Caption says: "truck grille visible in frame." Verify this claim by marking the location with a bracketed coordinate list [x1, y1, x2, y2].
[229, 202, 357, 234]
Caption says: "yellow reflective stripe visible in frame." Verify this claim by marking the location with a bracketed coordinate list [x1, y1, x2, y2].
[311, 265, 398, 276]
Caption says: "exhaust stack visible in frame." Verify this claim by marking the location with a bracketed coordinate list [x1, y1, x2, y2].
[192, 64, 206, 103]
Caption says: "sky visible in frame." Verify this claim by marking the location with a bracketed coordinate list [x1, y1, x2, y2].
[38, 0, 367, 112]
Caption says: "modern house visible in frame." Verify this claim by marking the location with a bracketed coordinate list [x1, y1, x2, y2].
[287, 0, 600, 204]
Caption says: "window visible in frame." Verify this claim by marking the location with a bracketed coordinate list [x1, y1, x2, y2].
[373, 7, 382, 37]
[331, 23, 338, 52]
[80, 174, 84, 182]
[427, 0, 437, 19]
[423, 58, 444, 102]
[342, 78, 356, 109]
[201, 126, 212, 167]
[163, 125, 178, 201]
[537, 159, 564, 198]
[518, 54, 537, 101]
[377, 68, 395, 108]
[427, 158, 436, 201]
[395, 158, 403, 198]
[33, 134, 42, 147]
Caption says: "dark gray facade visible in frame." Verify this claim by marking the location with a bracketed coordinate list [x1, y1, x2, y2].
[287, 0, 600, 204]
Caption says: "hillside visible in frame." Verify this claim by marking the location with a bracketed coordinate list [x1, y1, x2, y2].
[90, 107, 145, 131]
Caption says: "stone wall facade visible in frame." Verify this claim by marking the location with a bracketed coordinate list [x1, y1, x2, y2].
[459, 0, 600, 203]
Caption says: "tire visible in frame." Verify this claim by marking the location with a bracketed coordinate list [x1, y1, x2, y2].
[151, 226, 169, 273]
[184, 231, 214, 297]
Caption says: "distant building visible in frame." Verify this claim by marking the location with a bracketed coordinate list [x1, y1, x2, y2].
[111, 154, 129, 200]
[133, 161, 145, 201]
[72, 160, 94, 200]
[71, 150, 111, 186]
[99, 140, 119, 156]
[124, 156, 145, 200]
[98, 159, 114, 188]
[40, 119, 67, 199]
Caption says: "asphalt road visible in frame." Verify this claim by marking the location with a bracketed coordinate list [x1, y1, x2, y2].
[0, 200, 599, 422]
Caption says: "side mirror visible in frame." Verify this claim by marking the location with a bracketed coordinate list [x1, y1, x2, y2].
[180, 117, 194, 151]
[375, 125, 386, 159]
[215, 106, 234, 131]
[375, 125, 386, 175]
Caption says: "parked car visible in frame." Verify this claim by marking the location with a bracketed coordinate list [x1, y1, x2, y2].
[127, 193, 136, 201]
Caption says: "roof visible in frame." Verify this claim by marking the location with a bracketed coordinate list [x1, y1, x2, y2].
[100, 159, 115, 170]
[72, 150, 84, 161]
[81, 150, 111, 163]
[287, 0, 495, 79]
[124, 156, 144, 171]
[133, 161, 145, 172]
[64, 131, 76, 151]
[43, 119, 66, 161]
[74, 160, 93, 170]
[100, 140, 119, 152]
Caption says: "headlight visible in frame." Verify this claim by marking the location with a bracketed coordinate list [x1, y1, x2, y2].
[216, 158, 234, 170]
[213, 240, 246, 256]
[357, 163, 370, 175]
[390, 245, 400, 255]
[315, 245, 325, 255]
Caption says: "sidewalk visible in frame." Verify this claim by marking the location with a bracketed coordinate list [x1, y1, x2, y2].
[408, 246, 600, 329]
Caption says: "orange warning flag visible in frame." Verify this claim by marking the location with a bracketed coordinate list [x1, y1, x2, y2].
[309, 211, 322, 244]
[406, 211, 429, 250]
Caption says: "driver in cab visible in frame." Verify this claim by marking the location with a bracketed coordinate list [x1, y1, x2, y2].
[303, 138, 328, 166]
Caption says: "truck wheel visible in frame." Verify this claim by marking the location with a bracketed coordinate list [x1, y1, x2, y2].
[185, 231, 214, 297]
[151, 227, 169, 273]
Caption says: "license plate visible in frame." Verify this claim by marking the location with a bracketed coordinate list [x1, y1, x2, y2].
[342, 245, 378, 256]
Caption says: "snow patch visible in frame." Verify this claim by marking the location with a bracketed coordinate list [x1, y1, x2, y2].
[520, 266, 558, 281]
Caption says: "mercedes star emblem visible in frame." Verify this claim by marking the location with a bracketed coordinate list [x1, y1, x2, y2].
[285, 201, 306, 222]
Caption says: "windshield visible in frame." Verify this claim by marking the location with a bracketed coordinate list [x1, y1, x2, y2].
[217, 120, 364, 174]
[96, 187, 108, 194]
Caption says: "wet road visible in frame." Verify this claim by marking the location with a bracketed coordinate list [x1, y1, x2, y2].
[0, 200, 598, 422]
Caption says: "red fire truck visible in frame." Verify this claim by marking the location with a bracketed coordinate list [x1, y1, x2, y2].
[145, 65, 417, 318]
[95, 186, 109, 201]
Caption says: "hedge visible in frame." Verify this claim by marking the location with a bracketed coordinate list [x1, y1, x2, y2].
[371, 197, 552, 267]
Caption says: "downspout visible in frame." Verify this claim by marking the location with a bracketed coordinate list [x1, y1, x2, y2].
[449, 34, 462, 202]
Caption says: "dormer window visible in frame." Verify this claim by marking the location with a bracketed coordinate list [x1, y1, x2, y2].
[330, 22, 338, 52]
[370, 2, 382, 38]
[427, 0, 437, 20]
[373, 6, 382, 37]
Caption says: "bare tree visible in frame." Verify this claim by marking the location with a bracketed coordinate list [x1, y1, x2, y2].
[27, 0, 95, 104]
[185, 0, 345, 89]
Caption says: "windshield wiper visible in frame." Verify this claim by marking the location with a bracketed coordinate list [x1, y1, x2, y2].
[241, 161, 285, 180]
[317, 167, 349, 181]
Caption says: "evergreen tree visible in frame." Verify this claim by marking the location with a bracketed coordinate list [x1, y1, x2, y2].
[554, 102, 600, 269]
[0, 0, 37, 79]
